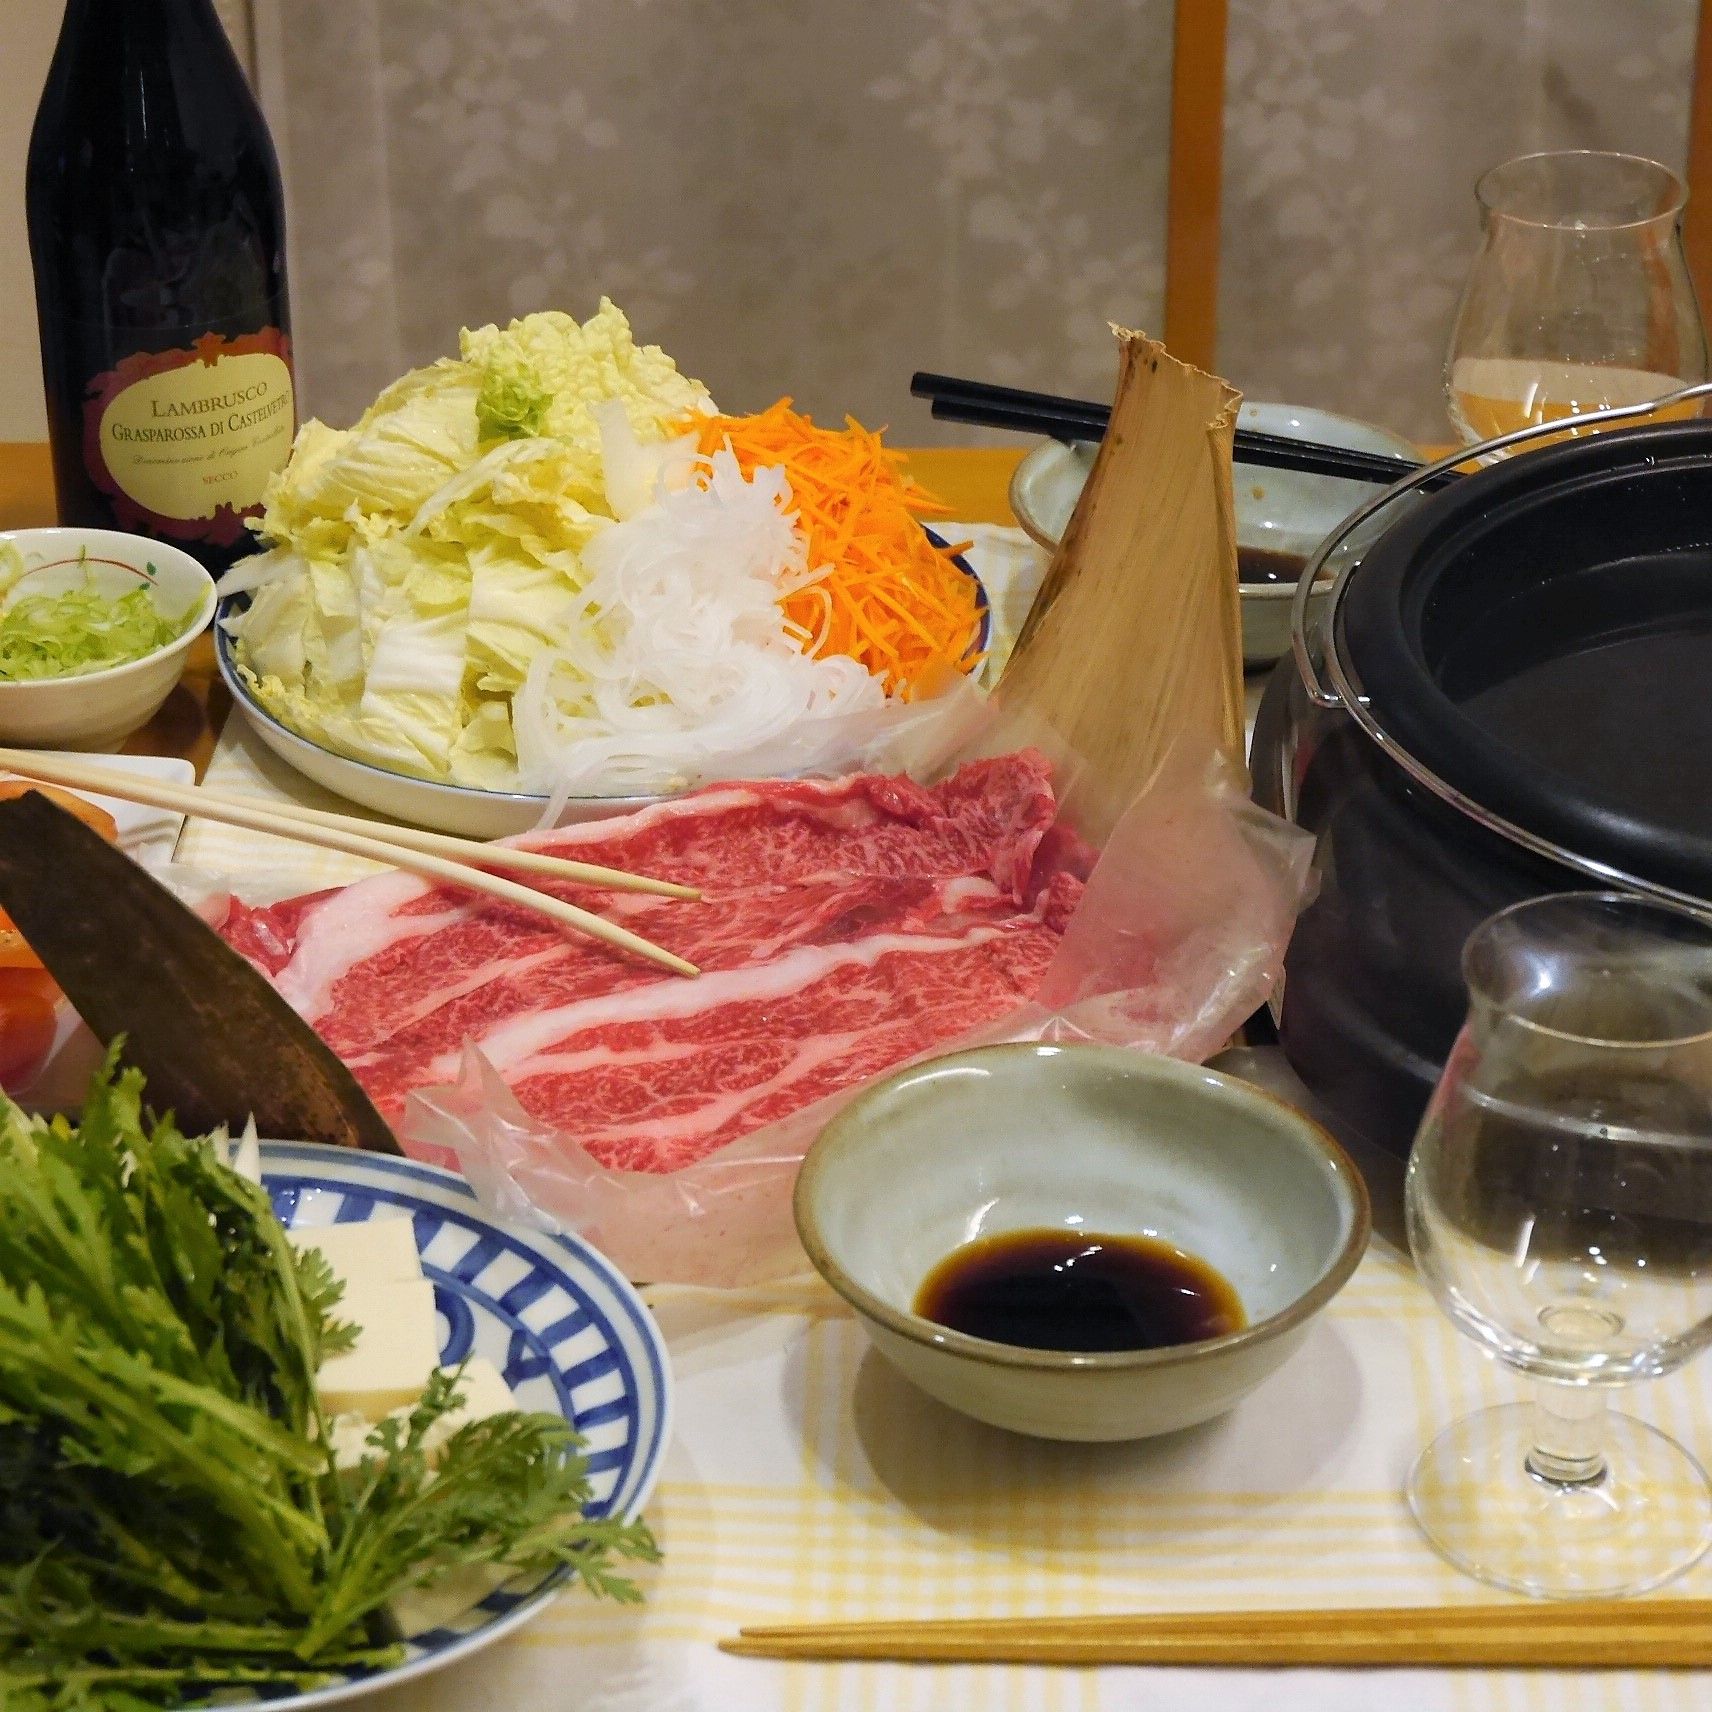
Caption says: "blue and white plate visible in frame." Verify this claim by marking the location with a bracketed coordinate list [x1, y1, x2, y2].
[257, 1143, 672, 1709]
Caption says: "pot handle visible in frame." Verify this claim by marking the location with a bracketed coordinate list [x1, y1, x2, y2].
[1288, 381, 1712, 711]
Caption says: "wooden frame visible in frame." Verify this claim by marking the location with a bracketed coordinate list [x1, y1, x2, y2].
[1688, 1, 1712, 309]
[1162, 0, 1230, 370]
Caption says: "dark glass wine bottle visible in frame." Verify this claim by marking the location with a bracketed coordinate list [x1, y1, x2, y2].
[26, 0, 294, 574]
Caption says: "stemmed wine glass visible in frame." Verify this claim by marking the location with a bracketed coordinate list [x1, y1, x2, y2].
[1445, 151, 1709, 449]
[1406, 892, 1712, 1597]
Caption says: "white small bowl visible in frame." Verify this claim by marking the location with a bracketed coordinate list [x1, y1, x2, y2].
[1009, 402, 1420, 667]
[0, 528, 215, 750]
[796, 1043, 1369, 1442]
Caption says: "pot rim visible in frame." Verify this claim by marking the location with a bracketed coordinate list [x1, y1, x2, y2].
[1307, 420, 1712, 910]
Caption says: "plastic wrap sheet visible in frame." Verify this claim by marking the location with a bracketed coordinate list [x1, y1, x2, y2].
[404, 746, 1315, 1286]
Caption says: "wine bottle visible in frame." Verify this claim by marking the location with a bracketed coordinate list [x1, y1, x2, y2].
[26, 0, 295, 574]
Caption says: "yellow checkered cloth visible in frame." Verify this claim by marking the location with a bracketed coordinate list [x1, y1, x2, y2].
[179, 530, 1712, 1709]
[348, 1242, 1712, 1712]
[340, 1236, 1712, 1712]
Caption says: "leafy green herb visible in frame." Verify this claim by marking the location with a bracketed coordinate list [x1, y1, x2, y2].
[0, 1047, 657, 1710]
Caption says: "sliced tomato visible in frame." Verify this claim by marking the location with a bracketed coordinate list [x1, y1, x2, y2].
[0, 919, 40, 970]
[0, 967, 60, 1089]
[0, 782, 121, 971]
[0, 780, 119, 842]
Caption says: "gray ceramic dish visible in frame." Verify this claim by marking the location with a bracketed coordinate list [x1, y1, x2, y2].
[1008, 402, 1420, 667]
[795, 1042, 1370, 1442]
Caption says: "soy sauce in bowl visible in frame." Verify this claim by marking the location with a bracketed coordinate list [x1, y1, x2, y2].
[1237, 545, 1310, 586]
[914, 1229, 1245, 1354]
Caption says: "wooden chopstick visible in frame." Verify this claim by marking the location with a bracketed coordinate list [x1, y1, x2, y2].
[721, 1598, 1712, 1668]
[212, 779, 698, 897]
[0, 750, 699, 978]
[0, 747, 697, 901]
[911, 370, 1462, 492]
[236, 797, 701, 899]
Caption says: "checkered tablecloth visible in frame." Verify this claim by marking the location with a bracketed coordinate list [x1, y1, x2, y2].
[177, 529, 1712, 1710]
[352, 1242, 1712, 1712]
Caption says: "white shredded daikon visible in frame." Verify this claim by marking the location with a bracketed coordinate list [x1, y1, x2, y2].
[594, 398, 700, 521]
[512, 449, 890, 804]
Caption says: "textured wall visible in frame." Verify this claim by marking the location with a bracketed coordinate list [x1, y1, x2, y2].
[1218, 0, 1698, 441]
[3, 1, 1703, 448]
[262, 0, 1175, 442]
[0, 0, 66, 440]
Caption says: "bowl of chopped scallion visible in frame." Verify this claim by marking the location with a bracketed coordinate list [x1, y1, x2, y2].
[0, 527, 215, 749]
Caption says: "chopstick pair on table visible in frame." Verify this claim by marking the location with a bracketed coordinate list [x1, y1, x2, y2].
[723, 1596, 1712, 1668]
[910, 371, 1465, 493]
[0, 748, 701, 978]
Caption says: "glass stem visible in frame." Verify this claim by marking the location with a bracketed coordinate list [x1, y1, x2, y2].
[1525, 1380, 1609, 1487]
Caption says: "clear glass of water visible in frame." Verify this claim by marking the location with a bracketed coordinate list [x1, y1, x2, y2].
[1406, 891, 1712, 1597]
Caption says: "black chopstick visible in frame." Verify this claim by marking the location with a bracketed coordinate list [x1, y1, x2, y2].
[926, 397, 1105, 440]
[913, 371, 1461, 492]
[916, 373, 1108, 438]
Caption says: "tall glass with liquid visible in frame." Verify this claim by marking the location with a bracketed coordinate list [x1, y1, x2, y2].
[1445, 151, 1708, 447]
[1406, 893, 1712, 1597]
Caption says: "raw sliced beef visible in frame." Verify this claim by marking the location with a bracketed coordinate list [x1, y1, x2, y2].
[221, 751, 1092, 1173]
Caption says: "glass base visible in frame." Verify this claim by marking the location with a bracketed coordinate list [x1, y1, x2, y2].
[1408, 1403, 1712, 1598]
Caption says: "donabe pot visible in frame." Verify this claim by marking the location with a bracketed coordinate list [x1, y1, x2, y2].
[1252, 421, 1712, 1158]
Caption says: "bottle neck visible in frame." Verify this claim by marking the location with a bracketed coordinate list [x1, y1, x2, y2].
[61, 0, 226, 24]
[43, 0, 260, 129]
[52, 0, 236, 71]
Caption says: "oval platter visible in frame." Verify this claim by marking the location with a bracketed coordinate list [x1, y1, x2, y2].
[215, 529, 990, 836]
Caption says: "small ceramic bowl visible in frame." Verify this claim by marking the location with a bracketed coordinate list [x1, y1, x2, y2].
[1008, 402, 1420, 667]
[795, 1043, 1369, 1442]
[0, 528, 215, 749]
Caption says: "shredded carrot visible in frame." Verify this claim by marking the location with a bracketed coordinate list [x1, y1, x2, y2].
[691, 399, 984, 697]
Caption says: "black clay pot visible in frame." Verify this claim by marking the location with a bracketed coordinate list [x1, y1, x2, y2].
[1251, 421, 1712, 1157]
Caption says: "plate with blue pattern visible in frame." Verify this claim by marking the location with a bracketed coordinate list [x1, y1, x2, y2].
[258, 1142, 672, 1708]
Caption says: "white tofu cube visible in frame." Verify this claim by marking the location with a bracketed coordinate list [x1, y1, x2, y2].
[389, 1564, 516, 1636]
[315, 1277, 441, 1419]
[291, 1217, 422, 1288]
[325, 1410, 377, 1472]
[324, 1357, 517, 1472]
[423, 1358, 517, 1456]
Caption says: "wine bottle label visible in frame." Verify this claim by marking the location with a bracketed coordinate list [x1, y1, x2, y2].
[81, 330, 295, 547]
